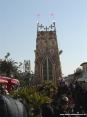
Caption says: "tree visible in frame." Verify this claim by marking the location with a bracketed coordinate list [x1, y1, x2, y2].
[5, 52, 10, 60]
[0, 53, 20, 78]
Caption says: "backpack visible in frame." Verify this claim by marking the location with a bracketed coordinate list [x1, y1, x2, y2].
[0, 95, 28, 117]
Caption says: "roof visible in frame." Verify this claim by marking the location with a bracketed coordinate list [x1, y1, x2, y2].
[80, 62, 87, 66]
[77, 77, 87, 82]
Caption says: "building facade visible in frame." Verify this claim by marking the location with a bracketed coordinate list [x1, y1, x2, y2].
[23, 60, 31, 73]
[35, 22, 62, 85]
[80, 62, 87, 77]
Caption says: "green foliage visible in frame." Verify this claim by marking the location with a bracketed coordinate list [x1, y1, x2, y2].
[0, 52, 21, 78]
[11, 81, 57, 117]
[37, 81, 57, 98]
[11, 86, 52, 109]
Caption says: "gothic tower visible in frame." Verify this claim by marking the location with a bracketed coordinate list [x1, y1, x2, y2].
[35, 22, 62, 85]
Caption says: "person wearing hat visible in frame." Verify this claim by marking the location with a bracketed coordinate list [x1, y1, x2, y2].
[54, 95, 70, 117]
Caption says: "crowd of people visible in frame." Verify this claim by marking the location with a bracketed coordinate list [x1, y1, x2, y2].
[0, 80, 87, 117]
[41, 81, 87, 117]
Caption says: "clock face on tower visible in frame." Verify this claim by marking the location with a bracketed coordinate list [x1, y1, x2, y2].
[50, 48, 54, 55]
[49, 39, 56, 47]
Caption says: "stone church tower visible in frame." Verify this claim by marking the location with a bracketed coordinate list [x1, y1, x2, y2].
[35, 22, 62, 85]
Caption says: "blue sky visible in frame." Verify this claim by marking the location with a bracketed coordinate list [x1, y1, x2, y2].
[0, 0, 87, 76]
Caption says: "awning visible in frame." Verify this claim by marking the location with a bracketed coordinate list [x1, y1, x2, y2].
[11, 79, 20, 85]
[0, 76, 20, 85]
[0, 79, 8, 84]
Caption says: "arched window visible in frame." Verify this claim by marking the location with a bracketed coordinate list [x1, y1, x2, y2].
[43, 58, 53, 81]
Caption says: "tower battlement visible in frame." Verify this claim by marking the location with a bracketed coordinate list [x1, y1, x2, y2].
[37, 22, 56, 32]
